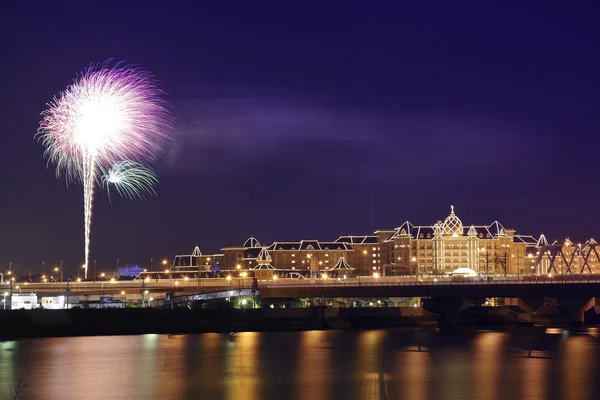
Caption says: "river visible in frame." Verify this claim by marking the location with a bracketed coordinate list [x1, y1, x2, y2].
[1, 328, 599, 399]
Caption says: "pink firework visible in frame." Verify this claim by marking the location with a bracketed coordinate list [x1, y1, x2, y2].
[38, 60, 172, 278]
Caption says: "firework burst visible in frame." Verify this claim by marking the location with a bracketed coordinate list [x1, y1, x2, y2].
[101, 160, 158, 201]
[37, 60, 171, 278]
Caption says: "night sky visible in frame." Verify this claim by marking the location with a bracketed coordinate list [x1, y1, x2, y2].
[1, 2, 599, 275]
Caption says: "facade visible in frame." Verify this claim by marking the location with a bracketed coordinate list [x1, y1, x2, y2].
[385, 206, 534, 276]
[179, 206, 598, 277]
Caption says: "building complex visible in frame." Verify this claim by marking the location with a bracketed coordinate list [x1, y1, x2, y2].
[172, 206, 600, 278]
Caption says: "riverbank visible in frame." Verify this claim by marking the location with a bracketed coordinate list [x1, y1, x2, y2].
[0, 307, 439, 338]
[1, 306, 591, 339]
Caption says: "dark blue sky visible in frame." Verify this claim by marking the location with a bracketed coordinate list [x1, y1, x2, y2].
[1, 2, 599, 274]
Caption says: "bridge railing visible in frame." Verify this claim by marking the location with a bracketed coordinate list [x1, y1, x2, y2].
[263, 278, 600, 289]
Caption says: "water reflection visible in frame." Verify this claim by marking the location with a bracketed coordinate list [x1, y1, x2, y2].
[297, 330, 333, 400]
[473, 332, 505, 400]
[355, 330, 389, 400]
[1, 329, 600, 400]
[224, 332, 261, 400]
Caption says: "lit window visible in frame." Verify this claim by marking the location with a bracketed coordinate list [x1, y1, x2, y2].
[372, 260, 376, 264]
[291, 260, 295, 264]
[373, 266, 376, 270]
[372, 254, 376, 258]
[372, 247, 377, 251]
[325, 254, 329, 257]
[292, 254, 295, 257]
[325, 260, 329, 263]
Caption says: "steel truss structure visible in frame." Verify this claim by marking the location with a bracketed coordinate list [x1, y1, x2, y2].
[535, 238, 600, 274]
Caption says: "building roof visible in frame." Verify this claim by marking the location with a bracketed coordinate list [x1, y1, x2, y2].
[243, 236, 261, 248]
[513, 235, 539, 245]
[443, 206, 463, 236]
[267, 240, 352, 251]
[335, 235, 378, 244]
[390, 206, 532, 241]
[251, 247, 275, 270]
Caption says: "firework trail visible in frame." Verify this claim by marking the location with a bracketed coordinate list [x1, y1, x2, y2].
[101, 160, 158, 201]
[38, 60, 171, 278]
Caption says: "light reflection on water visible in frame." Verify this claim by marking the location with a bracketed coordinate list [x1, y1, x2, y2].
[1, 329, 600, 400]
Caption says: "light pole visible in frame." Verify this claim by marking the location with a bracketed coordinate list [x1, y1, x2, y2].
[8, 273, 13, 310]
[161, 259, 168, 282]
[64, 279, 71, 309]
[54, 266, 63, 283]
[241, 271, 247, 289]
[100, 273, 105, 308]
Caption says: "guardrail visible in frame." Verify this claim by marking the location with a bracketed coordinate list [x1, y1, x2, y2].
[263, 278, 600, 289]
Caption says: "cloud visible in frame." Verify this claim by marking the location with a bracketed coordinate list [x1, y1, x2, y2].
[164, 97, 538, 184]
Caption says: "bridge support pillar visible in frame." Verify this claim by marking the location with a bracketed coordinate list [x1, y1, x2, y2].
[557, 297, 595, 325]
[422, 298, 470, 332]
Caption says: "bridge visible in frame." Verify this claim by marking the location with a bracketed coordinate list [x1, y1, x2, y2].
[260, 279, 600, 299]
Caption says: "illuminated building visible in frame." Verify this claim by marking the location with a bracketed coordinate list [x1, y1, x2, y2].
[174, 206, 597, 277]
[376, 206, 536, 276]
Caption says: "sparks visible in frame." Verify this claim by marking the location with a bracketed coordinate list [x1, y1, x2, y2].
[101, 160, 158, 201]
[37, 60, 171, 278]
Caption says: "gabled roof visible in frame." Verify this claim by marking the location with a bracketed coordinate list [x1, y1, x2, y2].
[391, 221, 416, 238]
[191, 246, 202, 257]
[251, 247, 275, 270]
[488, 221, 507, 237]
[330, 256, 354, 270]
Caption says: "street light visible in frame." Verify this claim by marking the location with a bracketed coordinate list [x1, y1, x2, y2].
[373, 272, 380, 279]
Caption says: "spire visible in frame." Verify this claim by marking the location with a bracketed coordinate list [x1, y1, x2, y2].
[468, 225, 477, 236]
[192, 246, 202, 257]
[537, 234, 548, 247]
[451, 205, 455, 214]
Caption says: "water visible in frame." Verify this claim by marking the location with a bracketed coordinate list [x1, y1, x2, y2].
[1, 329, 599, 400]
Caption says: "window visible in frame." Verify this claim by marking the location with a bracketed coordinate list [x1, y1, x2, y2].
[291, 260, 295, 264]
[372, 254, 376, 258]
[372, 260, 376, 264]
[325, 260, 329, 263]
[325, 254, 329, 257]
[372, 247, 377, 251]
[291, 254, 295, 257]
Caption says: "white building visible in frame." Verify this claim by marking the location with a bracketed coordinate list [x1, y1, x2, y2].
[11, 294, 39, 310]
[41, 296, 71, 309]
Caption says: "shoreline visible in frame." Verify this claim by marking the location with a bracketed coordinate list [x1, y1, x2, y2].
[0, 307, 594, 340]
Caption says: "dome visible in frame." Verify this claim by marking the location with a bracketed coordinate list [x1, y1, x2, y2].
[443, 206, 463, 236]
[243, 236, 261, 248]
